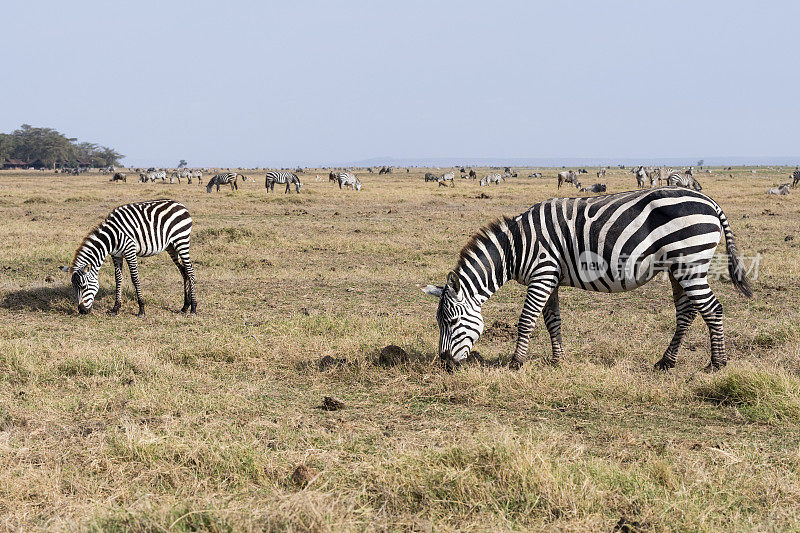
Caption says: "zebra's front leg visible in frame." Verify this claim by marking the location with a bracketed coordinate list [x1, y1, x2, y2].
[655, 273, 697, 370]
[109, 255, 124, 315]
[510, 277, 558, 370]
[124, 251, 146, 317]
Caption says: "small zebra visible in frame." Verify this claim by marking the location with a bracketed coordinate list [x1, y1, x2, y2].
[206, 172, 239, 193]
[423, 187, 751, 372]
[634, 166, 649, 188]
[767, 184, 791, 195]
[668, 172, 703, 191]
[649, 167, 663, 187]
[337, 172, 362, 191]
[480, 174, 503, 186]
[438, 172, 455, 187]
[329, 171, 338, 184]
[265, 170, 302, 193]
[193, 170, 203, 185]
[59, 199, 197, 316]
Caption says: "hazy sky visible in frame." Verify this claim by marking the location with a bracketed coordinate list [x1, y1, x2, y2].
[2, 1, 798, 167]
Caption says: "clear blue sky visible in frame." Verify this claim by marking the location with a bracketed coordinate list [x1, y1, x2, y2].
[2, 1, 798, 167]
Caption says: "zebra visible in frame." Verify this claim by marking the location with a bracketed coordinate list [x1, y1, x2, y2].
[479, 174, 503, 186]
[192, 170, 203, 185]
[790, 169, 800, 188]
[110, 172, 126, 183]
[767, 184, 791, 195]
[424, 172, 438, 182]
[438, 172, 455, 187]
[265, 170, 302, 193]
[337, 172, 362, 190]
[649, 167, 663, 187]
[634, 166, 649, 188]
[423, 187, 751, 373]
[668, 172, 702, 191]
[58, 199, 197, 316]
[557, 170, 580, 189]
[596, 168, 606, 179]
[206, 172, 239, 193]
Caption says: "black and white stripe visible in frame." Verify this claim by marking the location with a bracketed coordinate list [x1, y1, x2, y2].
[206, 172, 239, 193]
[60, 199, 197, 316]
[668, 172, 702, 190]
[423, 187, 751, 372]
[337, 172, 362, 191]
[265, 170, 302, 193]
[790, 169, 800, 188]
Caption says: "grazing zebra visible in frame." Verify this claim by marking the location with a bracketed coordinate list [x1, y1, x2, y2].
[206, 172, 239, 193]
[557, 171, 580, 189]
[110, 172, 126, 182]
[423, 188, 751, 372]
[791, 170, 800, 188]
[668, 172, 702, 191]
[265, 170, 302, 193]
[424, 172, 438, 182]
[337, 172, 362, 190]
[59, 199, 197, 316]
[579, 183, 606, 193]
[438, 172, 455, 187]
[480, 174, 503, 186]
[192, 170, 203, 185]
[767, 184, 791, 195]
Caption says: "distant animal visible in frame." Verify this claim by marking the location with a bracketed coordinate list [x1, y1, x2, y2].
[557, 170, 580, 189]
[206, 172, 239, 193]
[579, 183, 607, 193]
[337, 172, 362, 190]
[649, 168, 663, 187]
[504, 167, 511, 174]
[265, 170, 301, 193]
[110, 172, 126, 183]
[596, 169, 606, 179]
[424, 172, 438, 182]
[577, 168, 588, 174]
[468, 169, 477, 179]
[191, 170, 202, 185]
[529, 172, 543, 178]
[634, 166, 649, 188]
[438, 172, 455, 187]
[767, 184, 791, 195]
[668, 172, 702, 191]
[422, 187, 751, 373]
[480, 174, 503, 186]
[791, 170, 800, 188]
[329, 171, 338, 184]
[59, 199, 196, 316]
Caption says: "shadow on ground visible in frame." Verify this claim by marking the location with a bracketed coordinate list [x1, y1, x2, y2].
[0, 285, 109, 313]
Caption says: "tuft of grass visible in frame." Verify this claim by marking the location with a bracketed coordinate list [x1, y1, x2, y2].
[695, 368, 800, 422]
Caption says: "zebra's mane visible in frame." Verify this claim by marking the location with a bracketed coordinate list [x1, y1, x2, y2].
[456, 215, 516, 272]
[70, 224, 102, 272]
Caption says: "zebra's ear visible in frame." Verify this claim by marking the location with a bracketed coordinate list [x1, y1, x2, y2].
[59, 265, 70, 273]
[446, 271, 460, 293]
[422, 285, 444, 298]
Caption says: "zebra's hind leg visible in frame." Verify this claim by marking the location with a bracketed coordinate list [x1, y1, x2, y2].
[174, 241, 197, 314]
[167, 245, 191, 312]
[109, 255, 124, 315]
[675, 273, 726, 372]
[654, 272, 697, 370]
[124, 250, 146, 317]
[510, 276, 558, 370]
[542, 287, 564, 365]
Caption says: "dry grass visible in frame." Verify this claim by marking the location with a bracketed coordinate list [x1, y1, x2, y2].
[1, 167, 799, 531]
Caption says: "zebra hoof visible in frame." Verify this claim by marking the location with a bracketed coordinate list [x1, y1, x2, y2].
[137, 310, 146, 317]
[653, 358, 675, 371]
[703, 362, 725, 373]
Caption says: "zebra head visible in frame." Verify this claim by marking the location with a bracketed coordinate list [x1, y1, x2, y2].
[60, 264, 99, 314]
[423, 271, 484, 367]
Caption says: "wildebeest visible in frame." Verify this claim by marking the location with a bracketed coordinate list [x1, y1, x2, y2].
[424, 172, 438, 182]
[528, 172, 543, 178]
[596, 168, 606, 179]
[767, 184, 791, 195]
[557, 170, 580, 189]
[469, 169, 477, 179]
[579, 183, 607, 193]
[110, 172, 126, 183]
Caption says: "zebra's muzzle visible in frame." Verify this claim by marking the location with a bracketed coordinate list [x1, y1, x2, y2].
[78, 303, 91, 314]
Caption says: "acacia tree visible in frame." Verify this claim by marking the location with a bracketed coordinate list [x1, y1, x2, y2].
[178, 159, 188, 168]
[0, 125, 124, 168]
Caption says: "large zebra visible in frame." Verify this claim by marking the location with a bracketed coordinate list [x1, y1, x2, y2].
[59, 199, 197, 316]
[337, 172, 362, 190]
[265, 170, 301, 193]
[668, 172, 702, 191]
[423, 187, 751, 372]
[206, 172, 239, 193]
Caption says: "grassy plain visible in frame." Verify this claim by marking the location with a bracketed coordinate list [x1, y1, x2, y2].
[1, 167, 799, 531]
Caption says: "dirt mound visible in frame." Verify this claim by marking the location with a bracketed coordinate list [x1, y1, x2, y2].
[318, 355, 347, 371]
[291, 465, 317, 487]
[379, 345, 409, 366]
[321, 396, 345, 411]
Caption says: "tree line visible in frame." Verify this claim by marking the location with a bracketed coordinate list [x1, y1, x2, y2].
[0, 124, 124, 169]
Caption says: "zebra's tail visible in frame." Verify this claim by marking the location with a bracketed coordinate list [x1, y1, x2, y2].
[716, 207, 753, 298]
